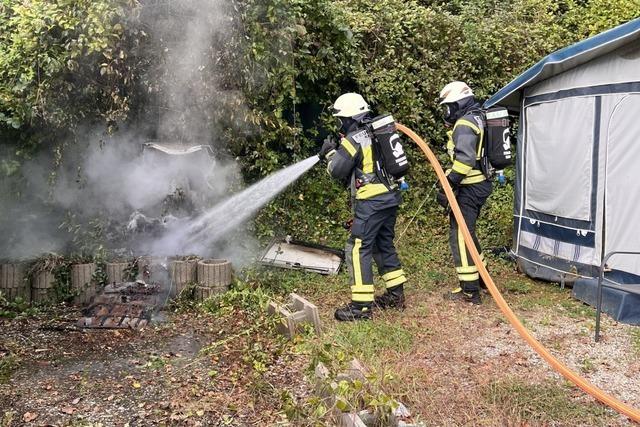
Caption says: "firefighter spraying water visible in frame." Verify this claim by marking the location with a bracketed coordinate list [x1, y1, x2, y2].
[318, 93, 409, 321]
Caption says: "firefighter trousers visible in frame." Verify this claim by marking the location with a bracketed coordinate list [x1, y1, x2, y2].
[448, 180, 492, 292]
[345, 204, 406, 303]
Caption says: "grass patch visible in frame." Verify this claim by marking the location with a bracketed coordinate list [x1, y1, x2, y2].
[503, 279, 532, 295]
[0, 353, 19, 384]
[482, 378, 610, 424]
[559, 299, 595, 319]
[518, 293, 556, 310]
[331, 321, 414, 360]
[515, 283, 573, 311]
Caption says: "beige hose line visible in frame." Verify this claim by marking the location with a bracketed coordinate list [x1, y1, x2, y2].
[396, 123, 640, 423]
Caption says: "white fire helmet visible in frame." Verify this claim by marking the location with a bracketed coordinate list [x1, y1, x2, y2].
[439, 81, 474, 105]
[331, 93, 371, 118]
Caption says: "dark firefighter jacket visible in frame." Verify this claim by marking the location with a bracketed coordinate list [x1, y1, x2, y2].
[327, 127, 401, 209]
[447, 108, 486, 185]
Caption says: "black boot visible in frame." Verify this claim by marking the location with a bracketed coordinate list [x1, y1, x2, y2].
[444, 287, 481, 305]
[334, 301, 373, 321]
[374, 284, 406, 310]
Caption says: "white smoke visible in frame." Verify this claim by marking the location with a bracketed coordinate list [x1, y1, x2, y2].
[144, 155, 320, 256]
[0, 0, 265, 268]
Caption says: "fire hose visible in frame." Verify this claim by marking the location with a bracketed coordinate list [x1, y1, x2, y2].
[396, 123, 640, 423]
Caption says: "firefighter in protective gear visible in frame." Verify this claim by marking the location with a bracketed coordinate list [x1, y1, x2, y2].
[438, 81, 492, 304]
[320, 93, 407, 321]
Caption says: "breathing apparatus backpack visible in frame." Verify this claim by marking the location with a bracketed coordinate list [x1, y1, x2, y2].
[366, 114, 409, 181]
[479, 106, 512, 178]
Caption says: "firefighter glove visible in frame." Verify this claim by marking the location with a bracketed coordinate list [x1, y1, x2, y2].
[436, 189, 449, 209]
[436, 177, 458, 210]
[447, 171, 465, 187]
[318, 135, 337, 161]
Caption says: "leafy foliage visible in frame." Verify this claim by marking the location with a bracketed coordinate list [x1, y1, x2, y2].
[0, 0, 139, 132]
[1, 0, 640, 257]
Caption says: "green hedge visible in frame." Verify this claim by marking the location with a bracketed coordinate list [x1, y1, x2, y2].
[1, 0, 639, 253]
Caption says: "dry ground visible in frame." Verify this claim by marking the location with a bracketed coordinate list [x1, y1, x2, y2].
[1, 257, 640, 426]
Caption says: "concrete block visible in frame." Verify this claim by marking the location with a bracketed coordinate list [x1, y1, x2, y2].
[347, 358, 368, 381]
[71, 263, 96, 306]
[267, 293, 322, 339]
[197, 259, 232, 289]
[390, 401, 413, 426]
[105, 262, 128, 284]
[170, 259, 197, 296]
[31, 271, 55, 304]
[357, 410, 377, 426]
[340, 413, 367, 427]
[315, 362, 330, 380]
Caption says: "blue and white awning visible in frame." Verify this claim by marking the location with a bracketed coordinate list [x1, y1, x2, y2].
[484, 18, 640, 109]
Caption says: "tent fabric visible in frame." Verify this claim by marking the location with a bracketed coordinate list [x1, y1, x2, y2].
[518, 230, 596, 266]
[524, 96, 595, 221]
[604, 94, 640, 274]
[527, 41, 640, 98]
[484, 18, 640, 109]
[496, 19, 640, 324]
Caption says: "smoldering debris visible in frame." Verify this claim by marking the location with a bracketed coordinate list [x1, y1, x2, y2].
[0, 0, 260, 266]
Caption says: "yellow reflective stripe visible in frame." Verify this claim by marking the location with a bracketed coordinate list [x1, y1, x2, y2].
[351, 283, 374, 302]
[476, 128, 485, 158]
[382, 269, 405, 281]
[362, 144, 374, 174]
[456, 266, 478, 274]
[457, 226, 468, 267]
[352, 238, 363, 286]
[386, 276, 407, 287]
[446, 131, 455, 161]
[454, 119, 481, 135]
[458, 272, 480, 281]
[461, 173, 486, 185]
[452, 160, 472, 175]
[351, 292, 374, 303]
[341, 138, 357, 157]
[356, 183, 388, 199]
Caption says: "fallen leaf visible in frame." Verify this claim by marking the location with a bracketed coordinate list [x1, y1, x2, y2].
[132, 381, 141, 388]
[23, 412, 38, 422]
[61, 406, 76, 415]
[72, 397, 81, 405]
[196, 409, 205, 416]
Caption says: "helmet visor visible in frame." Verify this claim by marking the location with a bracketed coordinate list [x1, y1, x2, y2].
[441, 103, 457, 125]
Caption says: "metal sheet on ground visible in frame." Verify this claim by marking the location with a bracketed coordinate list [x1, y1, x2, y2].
[258, 237, 343, 275]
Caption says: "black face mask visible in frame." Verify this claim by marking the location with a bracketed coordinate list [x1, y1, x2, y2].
[442, 96, 476, 126]
[337, 117, 358, 135]
[441, 103, 458, 126]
